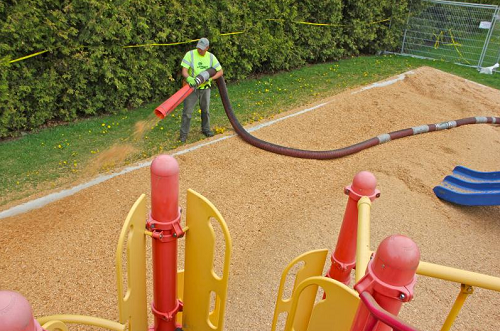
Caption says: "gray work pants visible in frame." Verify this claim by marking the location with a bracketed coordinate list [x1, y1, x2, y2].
[180, 88, 211, 138]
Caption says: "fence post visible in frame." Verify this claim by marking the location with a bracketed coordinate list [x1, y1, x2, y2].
[400, 7, 412, 54]
[479, 7, 500, 67]
[147, 155, 184, 331]
[326, 171, 380, 285]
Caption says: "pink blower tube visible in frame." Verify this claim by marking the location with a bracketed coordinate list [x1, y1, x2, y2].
[155, 68, 217, 119]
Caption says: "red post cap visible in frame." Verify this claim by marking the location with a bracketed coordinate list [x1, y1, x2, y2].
[0, 291, 43, 331]
[351, 171, 378, 197]
[371, 235, 420, 286]
[151, 155, 179, 178]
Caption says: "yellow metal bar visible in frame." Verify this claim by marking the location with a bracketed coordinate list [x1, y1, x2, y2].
[440, 284, 474, 331]
[41, 320, 69, 331]
[38, 315, 126, 331]
[417, 261, 500, 292]
[176, 270, 185, 325]
[355, 197, 372, 283]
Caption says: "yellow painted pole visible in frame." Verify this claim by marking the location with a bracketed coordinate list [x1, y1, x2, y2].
[440, 284, 474, 331]
[417, 261, 500, 292]
[355, 197, 372, 283]
[38, 315, 126, 331]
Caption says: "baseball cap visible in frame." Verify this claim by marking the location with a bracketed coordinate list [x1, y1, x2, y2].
[196, 38, 210, 50]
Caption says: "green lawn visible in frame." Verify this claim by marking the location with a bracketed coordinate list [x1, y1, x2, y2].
[1, 54, 499, 206]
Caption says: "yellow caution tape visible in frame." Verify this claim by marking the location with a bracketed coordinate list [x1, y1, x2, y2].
[433, 31, 444, 49]
[123, 39, 199, 49]
[432, 29, 470, 65]
[268, 17, 390, 27]
[123, 32, 244, 49]
[8, 50, 49, 64]
[296, 21, 339, 26]
[220, 31, 245, 36]
[367, 18, 391, 25]
[7, 16, 389, 63]
[448, 29, 470, 65]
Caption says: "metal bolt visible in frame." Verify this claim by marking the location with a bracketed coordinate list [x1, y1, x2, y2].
[399, 293, 406, 300]
[151, 224, 155, 229]
[173, 233, 177, 238]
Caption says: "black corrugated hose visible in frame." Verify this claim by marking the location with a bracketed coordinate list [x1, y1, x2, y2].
[214, 76, 500, 160]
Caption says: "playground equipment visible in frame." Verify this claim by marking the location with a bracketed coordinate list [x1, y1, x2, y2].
[5, 154, 233, 331]
[1, 156, 500, 331]
[154, 75, 500, 160]
[434, 165, 500, 206]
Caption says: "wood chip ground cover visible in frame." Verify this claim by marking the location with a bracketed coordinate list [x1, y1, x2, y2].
[1, 67, 499, 330]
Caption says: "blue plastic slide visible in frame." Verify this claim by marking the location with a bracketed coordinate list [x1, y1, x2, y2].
[433, 166, 500, 206]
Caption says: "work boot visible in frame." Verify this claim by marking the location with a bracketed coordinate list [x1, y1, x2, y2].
[203, 130, 214, 137]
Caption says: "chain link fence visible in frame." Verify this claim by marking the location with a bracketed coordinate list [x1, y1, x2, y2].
[399, 0, 500, 68]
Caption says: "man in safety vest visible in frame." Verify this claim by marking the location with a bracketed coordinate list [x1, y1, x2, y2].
[179, 37, 224, 143]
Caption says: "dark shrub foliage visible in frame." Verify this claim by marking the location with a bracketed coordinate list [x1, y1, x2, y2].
[0, 0, 411, 137]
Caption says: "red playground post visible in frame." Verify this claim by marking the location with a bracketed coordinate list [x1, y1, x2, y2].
[147, 155, 184, 331]
[327, 171, 380, 285]
[351, 235, 420, 331]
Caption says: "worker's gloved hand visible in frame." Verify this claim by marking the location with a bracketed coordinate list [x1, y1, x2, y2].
[186, 76, 196, 87]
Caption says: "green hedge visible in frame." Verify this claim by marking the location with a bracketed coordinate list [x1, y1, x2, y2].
[0, 0, 411, 138]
